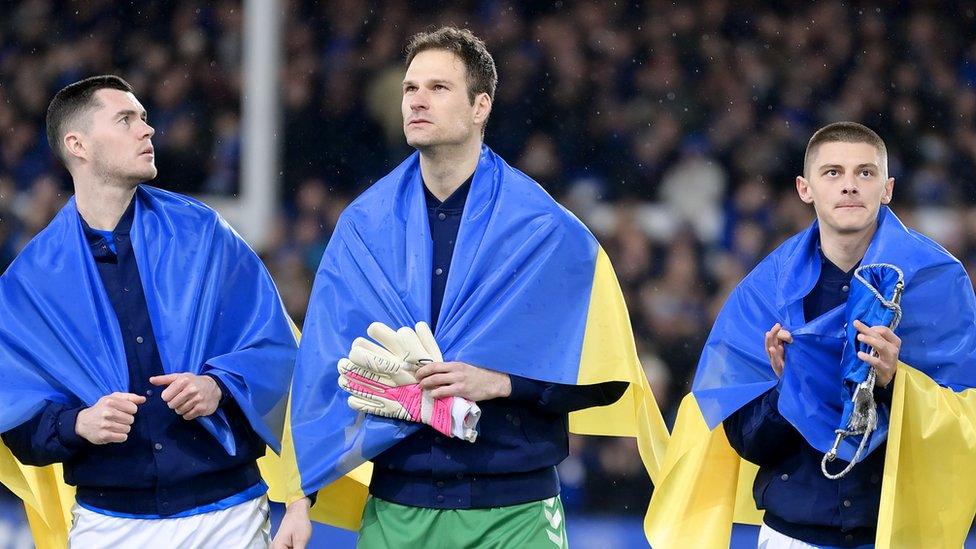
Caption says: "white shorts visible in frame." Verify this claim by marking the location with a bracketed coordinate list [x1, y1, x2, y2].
[68, 495, 270, 549]
[758, 523, 819, 549]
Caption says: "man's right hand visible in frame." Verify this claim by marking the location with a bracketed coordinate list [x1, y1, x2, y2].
[765, 322, 793, 377]
[75, 392, 146, 444]
[272, 497, 312, 549]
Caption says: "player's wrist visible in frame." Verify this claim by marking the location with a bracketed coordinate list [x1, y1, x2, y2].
[494, 372, 512, 399]
[286, 497, 311, 513]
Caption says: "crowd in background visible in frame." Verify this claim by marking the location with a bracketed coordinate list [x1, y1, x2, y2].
[3, 0, 976, 518]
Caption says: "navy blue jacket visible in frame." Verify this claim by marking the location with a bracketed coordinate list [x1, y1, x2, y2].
[723, 251, 892, 547]
[1, 198, 264, 516]
[369, 177, 627, 509]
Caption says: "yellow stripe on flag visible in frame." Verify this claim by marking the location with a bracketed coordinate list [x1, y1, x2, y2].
[569, 247, 672, 544]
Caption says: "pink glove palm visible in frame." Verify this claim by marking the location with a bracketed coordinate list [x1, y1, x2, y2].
[338, 322, 480, 441]
[338, 364, 455, 437]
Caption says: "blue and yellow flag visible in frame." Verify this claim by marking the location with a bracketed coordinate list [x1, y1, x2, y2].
[0, 186, 297, 546]
[647, 207, 976, 547]
[276, 145, 669, 537]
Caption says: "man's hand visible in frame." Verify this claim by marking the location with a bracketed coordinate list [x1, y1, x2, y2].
[75, 392, 146, 444]
[149, 373, 222, 420]
[765, 322, 793, 378]
[271, 498, 312, 549]
[853, 319, 901, 388]
[415, 361, 512, 401]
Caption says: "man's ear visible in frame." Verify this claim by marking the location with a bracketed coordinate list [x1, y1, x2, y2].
[881, 177, 895, 204]
[796, 175, 814, 204]
[63, 131, 88, 162]
[473, 92, 492, 127]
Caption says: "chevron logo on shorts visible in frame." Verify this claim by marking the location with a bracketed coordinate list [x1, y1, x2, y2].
[542, 497, 565, 548]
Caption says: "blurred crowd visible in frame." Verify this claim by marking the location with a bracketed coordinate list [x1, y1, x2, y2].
[3, 0, 976, 518]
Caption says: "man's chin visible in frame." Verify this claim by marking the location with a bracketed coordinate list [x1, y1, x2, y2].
[405, 135, 436, 149]
[830, 218, 877, 235]
[139, 167, 158, 182]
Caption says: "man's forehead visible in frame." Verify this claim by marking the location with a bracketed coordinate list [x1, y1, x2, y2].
[93, 88, 144, 113]
[813, 141, 882, 165]
[404, 49, 465, 81]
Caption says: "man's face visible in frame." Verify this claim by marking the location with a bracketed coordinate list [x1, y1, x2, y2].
[82, 89, 157, 183]
[402, 49, 483, 149]
[796, 141, 894, 236]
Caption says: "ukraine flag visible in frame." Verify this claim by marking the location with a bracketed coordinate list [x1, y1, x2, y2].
[267, 145, 670, 542]
[647, 208, 976, 547]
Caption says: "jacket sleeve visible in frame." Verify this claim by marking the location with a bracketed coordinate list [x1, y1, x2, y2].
[1, 401, 88, 466]
[507, 375, 628, 414]
[722, 383, 803, 467]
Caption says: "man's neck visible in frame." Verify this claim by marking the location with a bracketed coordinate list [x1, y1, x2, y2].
[74, 175, 138, 231]
[418, 139, 481, 202]
[819, 222, 878, 273]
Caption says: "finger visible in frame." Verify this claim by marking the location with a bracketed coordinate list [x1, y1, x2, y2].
[396, 327, 430, 363]
[415, 362, 454, 380]
[105, 422, 132, 434]
[367, 322, 404, 356]
[108, 398, 140, 415]
[167, 388, 196, 411]
[350, 337, 399, 362]
[108, 392, 147, 405]
[183, 407, 206, 421]
[347, 394, 385, 413]
[338, 358, 354, 375]
[429, 384, 461, 399]
[419, 372, 458, 390]
[852, 320, 878, 336]
[415, 322, 443, 362]
[857, 351, 883, 368]
[149, 373, 180, 386]
[176, 400, 197, 416]
[105, 409, 136, 425]
[340, 363, 393, 388]
[777, 330, 793, 344]
[856, 332, 886, 351]
[872, 326, 901, 345]
[102, 432, 128, 444]
[854, 321, 883, 338]
[160, 376, 189, 402]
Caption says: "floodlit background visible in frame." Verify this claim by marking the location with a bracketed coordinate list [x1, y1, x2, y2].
[2, 1, 976, 547]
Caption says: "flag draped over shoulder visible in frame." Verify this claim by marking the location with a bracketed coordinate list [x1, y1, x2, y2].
[647, 207, 976, 547]
[278, 145, 668, 535]
[0, 185, 297, 547]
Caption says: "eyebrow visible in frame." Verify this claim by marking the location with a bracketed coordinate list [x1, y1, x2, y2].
[114, 109, 148, 119]
[817, 163, 879, 171]
[402, 78, 454, 87]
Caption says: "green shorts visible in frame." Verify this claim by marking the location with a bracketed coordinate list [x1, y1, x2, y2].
[357, 495, 569, 549]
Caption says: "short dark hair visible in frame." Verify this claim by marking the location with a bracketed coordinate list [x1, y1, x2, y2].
[46, 75, 133, 163]
[804, 121, 888, 178]
[405, 26, 497, 105]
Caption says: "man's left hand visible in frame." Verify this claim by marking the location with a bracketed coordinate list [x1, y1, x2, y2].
[416, 361, 511, 402]
[149, 373, 222, 420]
[853, 319, 901, 388]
